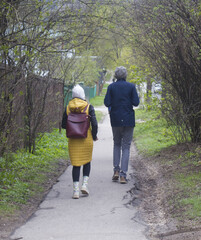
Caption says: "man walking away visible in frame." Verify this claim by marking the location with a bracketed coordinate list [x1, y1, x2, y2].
[104, 66, 139, 184]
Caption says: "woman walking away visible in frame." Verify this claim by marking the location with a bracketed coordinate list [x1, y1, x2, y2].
[62, 84, 98, 199]
[104, 66, 139, 184]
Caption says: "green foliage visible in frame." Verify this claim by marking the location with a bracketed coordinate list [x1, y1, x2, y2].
[62, 51, 101, 87]
[134, 109, 176, 155]
[129, 64, 151, 85]
[130, 0, 201, 142]
[160, 88, 191, 143]
[1, 0, 109, 155]
[0, 129, 68, 215]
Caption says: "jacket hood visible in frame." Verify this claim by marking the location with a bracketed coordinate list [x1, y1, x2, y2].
[68, 98, 88, 113]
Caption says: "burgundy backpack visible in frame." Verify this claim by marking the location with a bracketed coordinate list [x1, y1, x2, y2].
[66, 105, 90, 138]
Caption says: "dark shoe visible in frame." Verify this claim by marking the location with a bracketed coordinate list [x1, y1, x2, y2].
[120, 176, 127, 184]
[112, 171, 119, 181]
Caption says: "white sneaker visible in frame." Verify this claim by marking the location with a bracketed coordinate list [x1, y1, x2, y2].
[73, 182, 79, 199]
[81, 176, 89, 195]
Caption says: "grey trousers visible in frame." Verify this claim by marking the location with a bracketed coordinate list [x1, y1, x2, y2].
[112, 127, 134, 178]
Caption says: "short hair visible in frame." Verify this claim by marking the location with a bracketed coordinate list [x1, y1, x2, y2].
[114, 66, 127, 80]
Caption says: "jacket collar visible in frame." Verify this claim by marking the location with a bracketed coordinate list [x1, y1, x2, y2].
[117, 78, 126, 81]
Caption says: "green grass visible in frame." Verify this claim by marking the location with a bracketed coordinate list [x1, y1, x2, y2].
[90, 95, 104, 106]
[175, 172, 201, 219]
[89, 83, 109, 106]
[134, 108, 176, 155]
[0, 129, 68, 215]
[180, 196, 201, 218]
[176, 172, 201, 189]
[180, 150, 201, 167]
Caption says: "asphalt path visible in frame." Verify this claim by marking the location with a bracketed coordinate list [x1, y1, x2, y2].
[11, 106, 148, 240]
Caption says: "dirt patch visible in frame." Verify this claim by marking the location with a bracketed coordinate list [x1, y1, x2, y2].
[0, 159, 69, 240]
[130, 143, 201, 240]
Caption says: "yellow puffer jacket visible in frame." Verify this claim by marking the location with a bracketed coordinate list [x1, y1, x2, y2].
[67, 98, 93, 166]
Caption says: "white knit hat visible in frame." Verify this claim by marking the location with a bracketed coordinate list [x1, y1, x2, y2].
[72, 84, 85, 100]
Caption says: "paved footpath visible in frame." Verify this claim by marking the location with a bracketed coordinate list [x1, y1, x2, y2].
[11, 106, 148, 240]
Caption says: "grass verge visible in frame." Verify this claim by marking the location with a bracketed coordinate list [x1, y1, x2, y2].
[134, 108, 201, 222]
[0, 129, 68, 216]
[134, 108, 176, 155]
[172, 150, 201, 221]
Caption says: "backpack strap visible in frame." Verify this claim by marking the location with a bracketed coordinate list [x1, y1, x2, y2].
[83, 104, 89, 113]
[66, 105, 69, 115]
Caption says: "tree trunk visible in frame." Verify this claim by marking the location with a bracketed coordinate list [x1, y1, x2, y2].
[146, 77, 152, 106]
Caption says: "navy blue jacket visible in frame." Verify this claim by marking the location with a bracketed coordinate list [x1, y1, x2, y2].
[104, 79, 139, 127]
